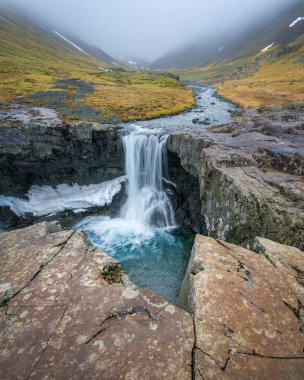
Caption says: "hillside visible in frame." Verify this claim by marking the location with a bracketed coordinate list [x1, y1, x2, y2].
[0, 5, 194, 122]
[176, 1, 304, 108]
[151, 1, 304, 70]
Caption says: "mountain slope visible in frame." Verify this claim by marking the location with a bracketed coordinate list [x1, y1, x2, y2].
[151, 1, 304, 70]
[171, 1, 304, 108]
[0, 5, 194, 122]
[0, 5, 114, 101]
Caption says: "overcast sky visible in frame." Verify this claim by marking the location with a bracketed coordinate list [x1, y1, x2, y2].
[2, 0, 300, 62]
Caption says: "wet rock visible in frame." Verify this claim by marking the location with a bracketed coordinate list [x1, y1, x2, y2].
[0, 222, 194, 380]
[168, 107, 304, 249]
[0, 106, 124, 197]
[178, 234, 304, 379]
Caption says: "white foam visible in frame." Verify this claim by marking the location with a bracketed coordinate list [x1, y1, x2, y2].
[0, 177, 126, 217]
[75, 215, 175, 253]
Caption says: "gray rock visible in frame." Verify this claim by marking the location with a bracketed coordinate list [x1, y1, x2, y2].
[0, 106, 124, 197]
[168, 107, 304, 249]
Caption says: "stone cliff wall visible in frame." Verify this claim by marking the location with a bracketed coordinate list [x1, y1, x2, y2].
[168, 108, 304, 249]
[0, 120, 124, 197]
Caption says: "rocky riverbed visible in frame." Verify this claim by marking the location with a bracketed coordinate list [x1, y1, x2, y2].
[1, 97, 304, 378]
[1, 103, 303, 249]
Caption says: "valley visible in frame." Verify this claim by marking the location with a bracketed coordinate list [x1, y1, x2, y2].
[0, 0, 304, 379]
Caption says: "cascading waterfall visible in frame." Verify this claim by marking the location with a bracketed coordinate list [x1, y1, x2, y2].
[75, 125, 193, 303]
[121, 128, 176, 228]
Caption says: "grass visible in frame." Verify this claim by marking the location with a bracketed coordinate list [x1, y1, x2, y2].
[216, 46, 304, 107]
[180, 41, 304, 108]
[0, 9, 195, 121]
[81, 72, 195, 121]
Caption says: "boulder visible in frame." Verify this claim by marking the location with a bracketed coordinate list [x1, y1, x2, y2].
[178, 234, 304, 379]
[0, 222, 194, 380]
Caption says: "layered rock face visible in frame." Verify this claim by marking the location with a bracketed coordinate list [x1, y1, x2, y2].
[178, 234, 304, 379]
[168, 107, 304, 249]
[0, 222, 194, 380]
[0, 106, 124, 197]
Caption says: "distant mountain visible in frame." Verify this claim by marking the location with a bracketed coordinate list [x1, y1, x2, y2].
[0, 4, 115, 72]
[150, 1, 304, 69]
[49, 30, 115, 66]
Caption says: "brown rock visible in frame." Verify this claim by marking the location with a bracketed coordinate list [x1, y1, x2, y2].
[0, 222, 194, 380]
[178, 234, 304, 379]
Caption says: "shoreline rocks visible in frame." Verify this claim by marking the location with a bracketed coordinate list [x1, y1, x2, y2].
[168, 107, 304, 250]
[1, 222, 304, 378]
[2, 104, 303, 251]
[178, 234, 304, 379]
[0, 222, 194, 380]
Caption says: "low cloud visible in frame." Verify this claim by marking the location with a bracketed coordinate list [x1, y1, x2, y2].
[2, 0, 300, 62]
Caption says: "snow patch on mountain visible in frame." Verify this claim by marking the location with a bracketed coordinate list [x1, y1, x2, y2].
[289, 17, 304, 28]
[52, 30, 89, 55]
[261, 42, 274, 52]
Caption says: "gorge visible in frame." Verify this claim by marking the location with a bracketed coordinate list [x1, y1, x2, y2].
[1, 86, 304, 379]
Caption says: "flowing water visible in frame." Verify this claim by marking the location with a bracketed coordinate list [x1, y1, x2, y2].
[1, 85, 234, 302]
[75, 86, 234, 302]
[75, 125, 194, 303]
[131, 85, 234, 132]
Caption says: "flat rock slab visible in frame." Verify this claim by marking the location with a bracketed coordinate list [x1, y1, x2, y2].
[0, 222, 194, 380]
[178, 234, 304, 379]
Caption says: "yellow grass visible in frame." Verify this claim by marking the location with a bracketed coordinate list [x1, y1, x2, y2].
[83, 83, 195, 122]
[216, 52, 304, 107]
[0, 12, 195, 121]
[180, 42, 304, 108]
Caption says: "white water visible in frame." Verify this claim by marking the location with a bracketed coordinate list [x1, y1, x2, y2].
[121, 127, 176, 228]
[76, 125, 177, 251]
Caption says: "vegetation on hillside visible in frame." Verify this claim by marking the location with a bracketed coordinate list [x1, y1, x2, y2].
[180, 40, 304, 108]
[0, 10, 194, 122]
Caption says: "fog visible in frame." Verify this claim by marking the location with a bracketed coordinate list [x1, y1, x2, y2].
[2, 0, 300, 62]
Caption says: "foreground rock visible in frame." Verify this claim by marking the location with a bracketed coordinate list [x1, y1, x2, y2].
[0, 222, 194, 380]
[178, 234, 304, 379]
[168, 106, 304, 250]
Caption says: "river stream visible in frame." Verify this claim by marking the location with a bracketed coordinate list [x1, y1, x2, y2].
[1, 85, 234, 303]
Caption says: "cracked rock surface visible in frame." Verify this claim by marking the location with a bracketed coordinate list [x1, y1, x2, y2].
[178, 234, 304, 379]
[0, 222, 194, 380]
[168, 107, 304, 249]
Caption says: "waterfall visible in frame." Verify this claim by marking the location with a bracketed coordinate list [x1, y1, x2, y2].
[121, 127, 176, 229]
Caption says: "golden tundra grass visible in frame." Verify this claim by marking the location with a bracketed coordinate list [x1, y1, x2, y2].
[0, 14, 195, 121]
[82, 72, 195, 122]
[180, 42, 304, 108]
[216, 50, 304, 107]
